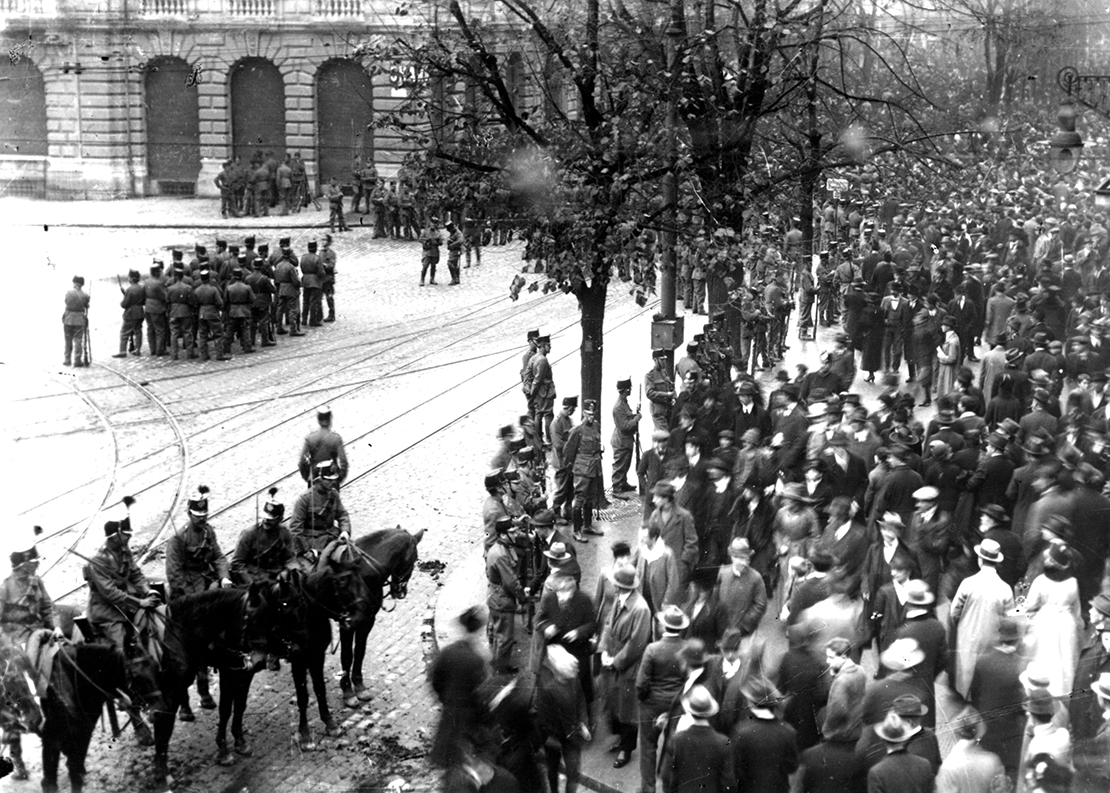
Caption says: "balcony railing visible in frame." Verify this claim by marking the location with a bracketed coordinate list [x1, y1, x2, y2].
[140, 0, 189, 14]
[1, 0, 46, 13]
[315, 0, 361, 17]
[227, 0, 274, 15]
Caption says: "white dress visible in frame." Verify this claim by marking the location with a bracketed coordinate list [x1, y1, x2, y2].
[1022, 572, 1081, 697]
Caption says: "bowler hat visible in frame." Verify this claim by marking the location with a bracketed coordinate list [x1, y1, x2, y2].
[678, 639, 707, 668]
[736, 380, 756, 396]
[891, 693, 929, 717]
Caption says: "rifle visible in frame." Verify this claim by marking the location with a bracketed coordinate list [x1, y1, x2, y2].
[634, 385, 642, 468]
[83, 279, 92, 366]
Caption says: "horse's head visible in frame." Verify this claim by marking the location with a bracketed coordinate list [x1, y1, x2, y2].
[318, 555, 369, 624]
[0, 641, 42, 735]
[388, 526, 422, 600]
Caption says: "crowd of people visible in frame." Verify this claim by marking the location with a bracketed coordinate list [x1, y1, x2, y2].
[429, 172, 1110, 793]
[61, 234, 340, 366]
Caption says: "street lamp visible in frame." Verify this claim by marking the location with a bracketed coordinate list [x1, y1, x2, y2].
[1050, 98, 1084, 174]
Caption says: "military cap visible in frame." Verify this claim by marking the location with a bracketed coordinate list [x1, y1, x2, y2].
[244, 236, 256, 246]
[527, 329, 540, 341]
[616, 377, 632, 391]
[215, 239, 227, 249]
[484, 469, 505, 490]
[171, 249, 183, 260]
[652, 349, 668, 359]
[72, 275, 85, 286]
[562, 396, 578, 408]
[231, 267, 243, 278]
[536, 334, 550, 345]
[258, 244, 269, 254]
[188, 485, 210, 516]
[517, 446, 534, 463]
[198, 269, 211, 280]
[582, 399, 598, 412]
[263, 487, 284, 521]
[279, 237, 291, 247]
[196, 245, 207, 255]
[651, 429, 671, 442]
[494, 516, 513, 534]
[128, 269, 141, 280]
[229, 245, 239, 254]
[307, 240, 318, 251]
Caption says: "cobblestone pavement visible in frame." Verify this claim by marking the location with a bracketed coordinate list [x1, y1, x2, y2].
[3, 198, 668, 793]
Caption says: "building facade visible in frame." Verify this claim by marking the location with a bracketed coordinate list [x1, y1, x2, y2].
[0, 0, 462, 199]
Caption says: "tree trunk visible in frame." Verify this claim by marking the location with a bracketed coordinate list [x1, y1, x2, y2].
[578, 278, 607, 432]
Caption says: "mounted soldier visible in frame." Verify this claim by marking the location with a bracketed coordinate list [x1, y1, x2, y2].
[290, 461, 352, 557]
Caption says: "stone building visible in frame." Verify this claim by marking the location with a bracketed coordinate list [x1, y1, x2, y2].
[0, 0, 460, 199]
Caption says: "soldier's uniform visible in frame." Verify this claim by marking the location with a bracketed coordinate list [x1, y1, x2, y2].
[644, 350, 676, 431]
[167, 271, 196, 360]
[562, 400, 604, 538]
[250, 162, 271, 217]
[63, 276, 90, 367]
[242, 236, 258, 270]
[550, 396, 577, 522]
[610, 380, 641, 493]
[321, 236, 337, 322]
[290, 464, 351, 554]
[230, 492, 294, 587]
[386, 182, 401, 238]
[86, 510, 151, 652]
[0, 549, 53, 646]
[486, 519, 524, 673]
[216, 162, 237, 218]
[358, 162, 378, 215]
[528, 335, 556, 450]
[276, 158, 293, 214]
[398, 182, 416, 240]
[115, 270, 146, 357]
[144, 264, 168, 356]
[300, 242, 324, 326]
[245, 263, 276, 347]
[192, 271, 227, 361]
[223, 269, 254, 355]
[298, 408, 349, 483]
[230, 159, 248, 214]
[274, 252, 303, 336]
[370, 181, 388, 238]
[445, 222, 464, 285]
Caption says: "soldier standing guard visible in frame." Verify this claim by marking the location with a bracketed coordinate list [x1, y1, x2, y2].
[290, 461, 351, 556]
[486, 516, 526, 674]
[113, 269, 145, 358]
[325, 177, 350, 233]
[550, 396, 578, 527]
[445, 220, 464, 285]
[62, 275, 90, 367]
[193, 269, 228, 362]
[299, 405, 350, 484]
[274, 245, 305, 336]
[644, 349, 676, 432]
[144, 262, 168, 356]
[165, 485, 232, 718]
[371, 179, 388, 237]
[420, 218, 441, 286]
[222, 267, 254, 356]
[246, 259, 277, 348]
[563, 399, 605, 540]
[320, 234, 338, 323]
[528, 334, 556, 452]
[610, 377, 641, 495]
[231, 488, 294, 588]
[85, 499, 157, 745]
[167, 265, 196, 360]
[300, 240, 324, 327]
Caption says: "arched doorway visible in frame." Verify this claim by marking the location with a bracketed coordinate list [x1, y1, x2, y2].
[0, 57, 48, 196]
[230, 58, 285, 163]
[316, 59, 374, 186]
[144, 57, 201, 189]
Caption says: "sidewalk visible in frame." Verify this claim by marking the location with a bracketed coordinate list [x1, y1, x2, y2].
[433, 490, 644, 793]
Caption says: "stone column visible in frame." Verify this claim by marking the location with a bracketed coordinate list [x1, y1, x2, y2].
[196, 72, 229, 197]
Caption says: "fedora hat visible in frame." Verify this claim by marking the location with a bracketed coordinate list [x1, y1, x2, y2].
[657, 604, 691, 632]
[1092, 592, 1110, 620]
[997, 617, 1022, 644]
[974, 538, 1004, 564]
[891, 693, 929, 718]
[935, 408, 956, 426]
[874, 711, 920, 743]
[881, 639, 926, 672]
[611, 563, 641, 591]
[729, 537, 752, 559]
[903, 579, 935, 607]
[543, 542, 571, 562]
[531, 509, 556, 528]
[979, 503, 1010, 528]
[1020, 434, 1052, 456]
[1025, 688, 1056, 716]
[678, 639, 707, 668]
[682, 685, 719, 719]
[1020, 664, 1053, 692]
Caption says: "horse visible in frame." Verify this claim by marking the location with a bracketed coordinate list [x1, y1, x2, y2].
[152, 585, 272, 782]
[39, 641, 157, 793]
[0, 635, 43, 779]
[339, 526, 423, 707]
[269, 553, 370, 749]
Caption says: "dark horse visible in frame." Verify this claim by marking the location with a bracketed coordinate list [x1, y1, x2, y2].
[269, 553, 370, 749]
[152, 585, 271, 782]
[39, 641, 157, 793]
[339, 526, 423, 707]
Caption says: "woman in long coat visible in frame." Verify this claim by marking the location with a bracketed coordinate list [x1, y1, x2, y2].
[1022, 541, 1082, 697]
[859, 293, 885, 381]
[935, 316, 962, 397]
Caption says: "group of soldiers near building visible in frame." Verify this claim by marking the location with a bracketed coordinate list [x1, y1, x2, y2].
[68, 234, 340, 365]
[215, 152, 320, 219]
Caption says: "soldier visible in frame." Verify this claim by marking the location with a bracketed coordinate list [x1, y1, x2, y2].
[550, 396, 578, 527]
[245, 259, 277, 348]
[298, 405, 349, 484]
[325, 176, 350, 233]
[486, 516, 527, 673]
[420, 217, 441, 286]
[290, 461, 351, 555]
[62, 274, 90, 367]
[165, 486, 231, 717]
[276, 154, 293, 215]
[222, 267, 254, 356]
[398, 179, 416, 240]
[386, 180, 401, 238]
[187, 243, 207, 277]
[274, 245, 305, 337]
[242, 235, 258, 270]
[528, 334, 556, 451]
[85, 499, 156, 745]
[370, 178, 388, 237]
[644, 349, 676, 432]
[231, 487, 294, 588]
[193, 269, 228, 362]
[212, 238, 231, 275]
[611, 377, 642, 495]
[300, 240, 324, 327]
[113, 269, 145, 358]
[229, 156, 248, 216]
[166, 266, 195, 360]
[250, 159, 271, 217]
[445, 220, 464, 285]
[358, 159, 378, 215]
[463, 215, 483, 268]
[219, 246, 241, 284]
[521, 329, 540, 403]
[215, 160, 237, 218]
[563, 399, 604, 540]
[321, 233, 337, 322]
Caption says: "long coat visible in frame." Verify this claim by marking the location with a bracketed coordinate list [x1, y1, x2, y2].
[799, 739, 867, 793]
[949, 566, 1015, 698]
[867, 748, 937, 793]
[600, 589, 651, 723]
[662, 722, 735, 793]
[731, 716, 800, 793]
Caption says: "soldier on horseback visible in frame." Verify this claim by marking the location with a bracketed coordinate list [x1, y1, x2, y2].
[85, 502, 157, 746]
[165, 485, 233, 719]
[0, 530, 55, 780]
[231, 487, 295, 587]
[290, 461, 351, 557]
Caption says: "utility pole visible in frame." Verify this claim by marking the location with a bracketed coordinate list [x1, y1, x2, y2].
[657, 0, 682, 373]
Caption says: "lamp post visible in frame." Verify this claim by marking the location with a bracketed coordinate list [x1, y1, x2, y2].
[1049, 97, 1083, 175]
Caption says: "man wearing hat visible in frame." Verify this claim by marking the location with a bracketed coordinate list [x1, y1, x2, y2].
[0, 529, 54, 646]
[866, 710, 937, 791]
[444, 220, 464, 285]
[529, 509, 577, 589]
[975, 504, 1025, 589]
[113, 268, 146, 358]
[298, 406, 349, 485]
[221, 266, 254, 357]
[273, 244, 304, 337]
[62, 274, 90, 367]
[644, 349, 676, 432]
[935, 707, 1006, 793]
[245, 254, 277, 348]
[634, 604, 688, 781]
[1072, 609, 1110, 744]
[636, 429, 670, 524]
[1022, 688, 1072, 774]
[520, 329, 540, 399]
[563, 399, 604, 539]
[527, 334, 556, 453]
[660, 686, 734, 793]
[715, 537, 767, 642]
[733, 378, 771, 442]
[485, 516, 527, 674]
[771, 384, 808, 481]
[904, 486, 952, 596]
[966, 431, 1016, 517]
[299, 240, 324, 327]
[230, 487, 294, 588]
[949, 537, 1016, 698]
[1074, 671, 1110, 789]
[142, 262, 169, 357]
[290, 462, 352, 555]
[166, 485, 232, 601]
[730, 677, 799, 792]
[86, 498, 157, 744]
[549, 396, 578, 524]
[610, 377, 641, 496]
[599, 562, 651, 764]
[193, 269, 229, 362]
[870, 445, 924, 530]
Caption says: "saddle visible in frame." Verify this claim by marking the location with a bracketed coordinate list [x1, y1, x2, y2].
[25, 629, 62, 697]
